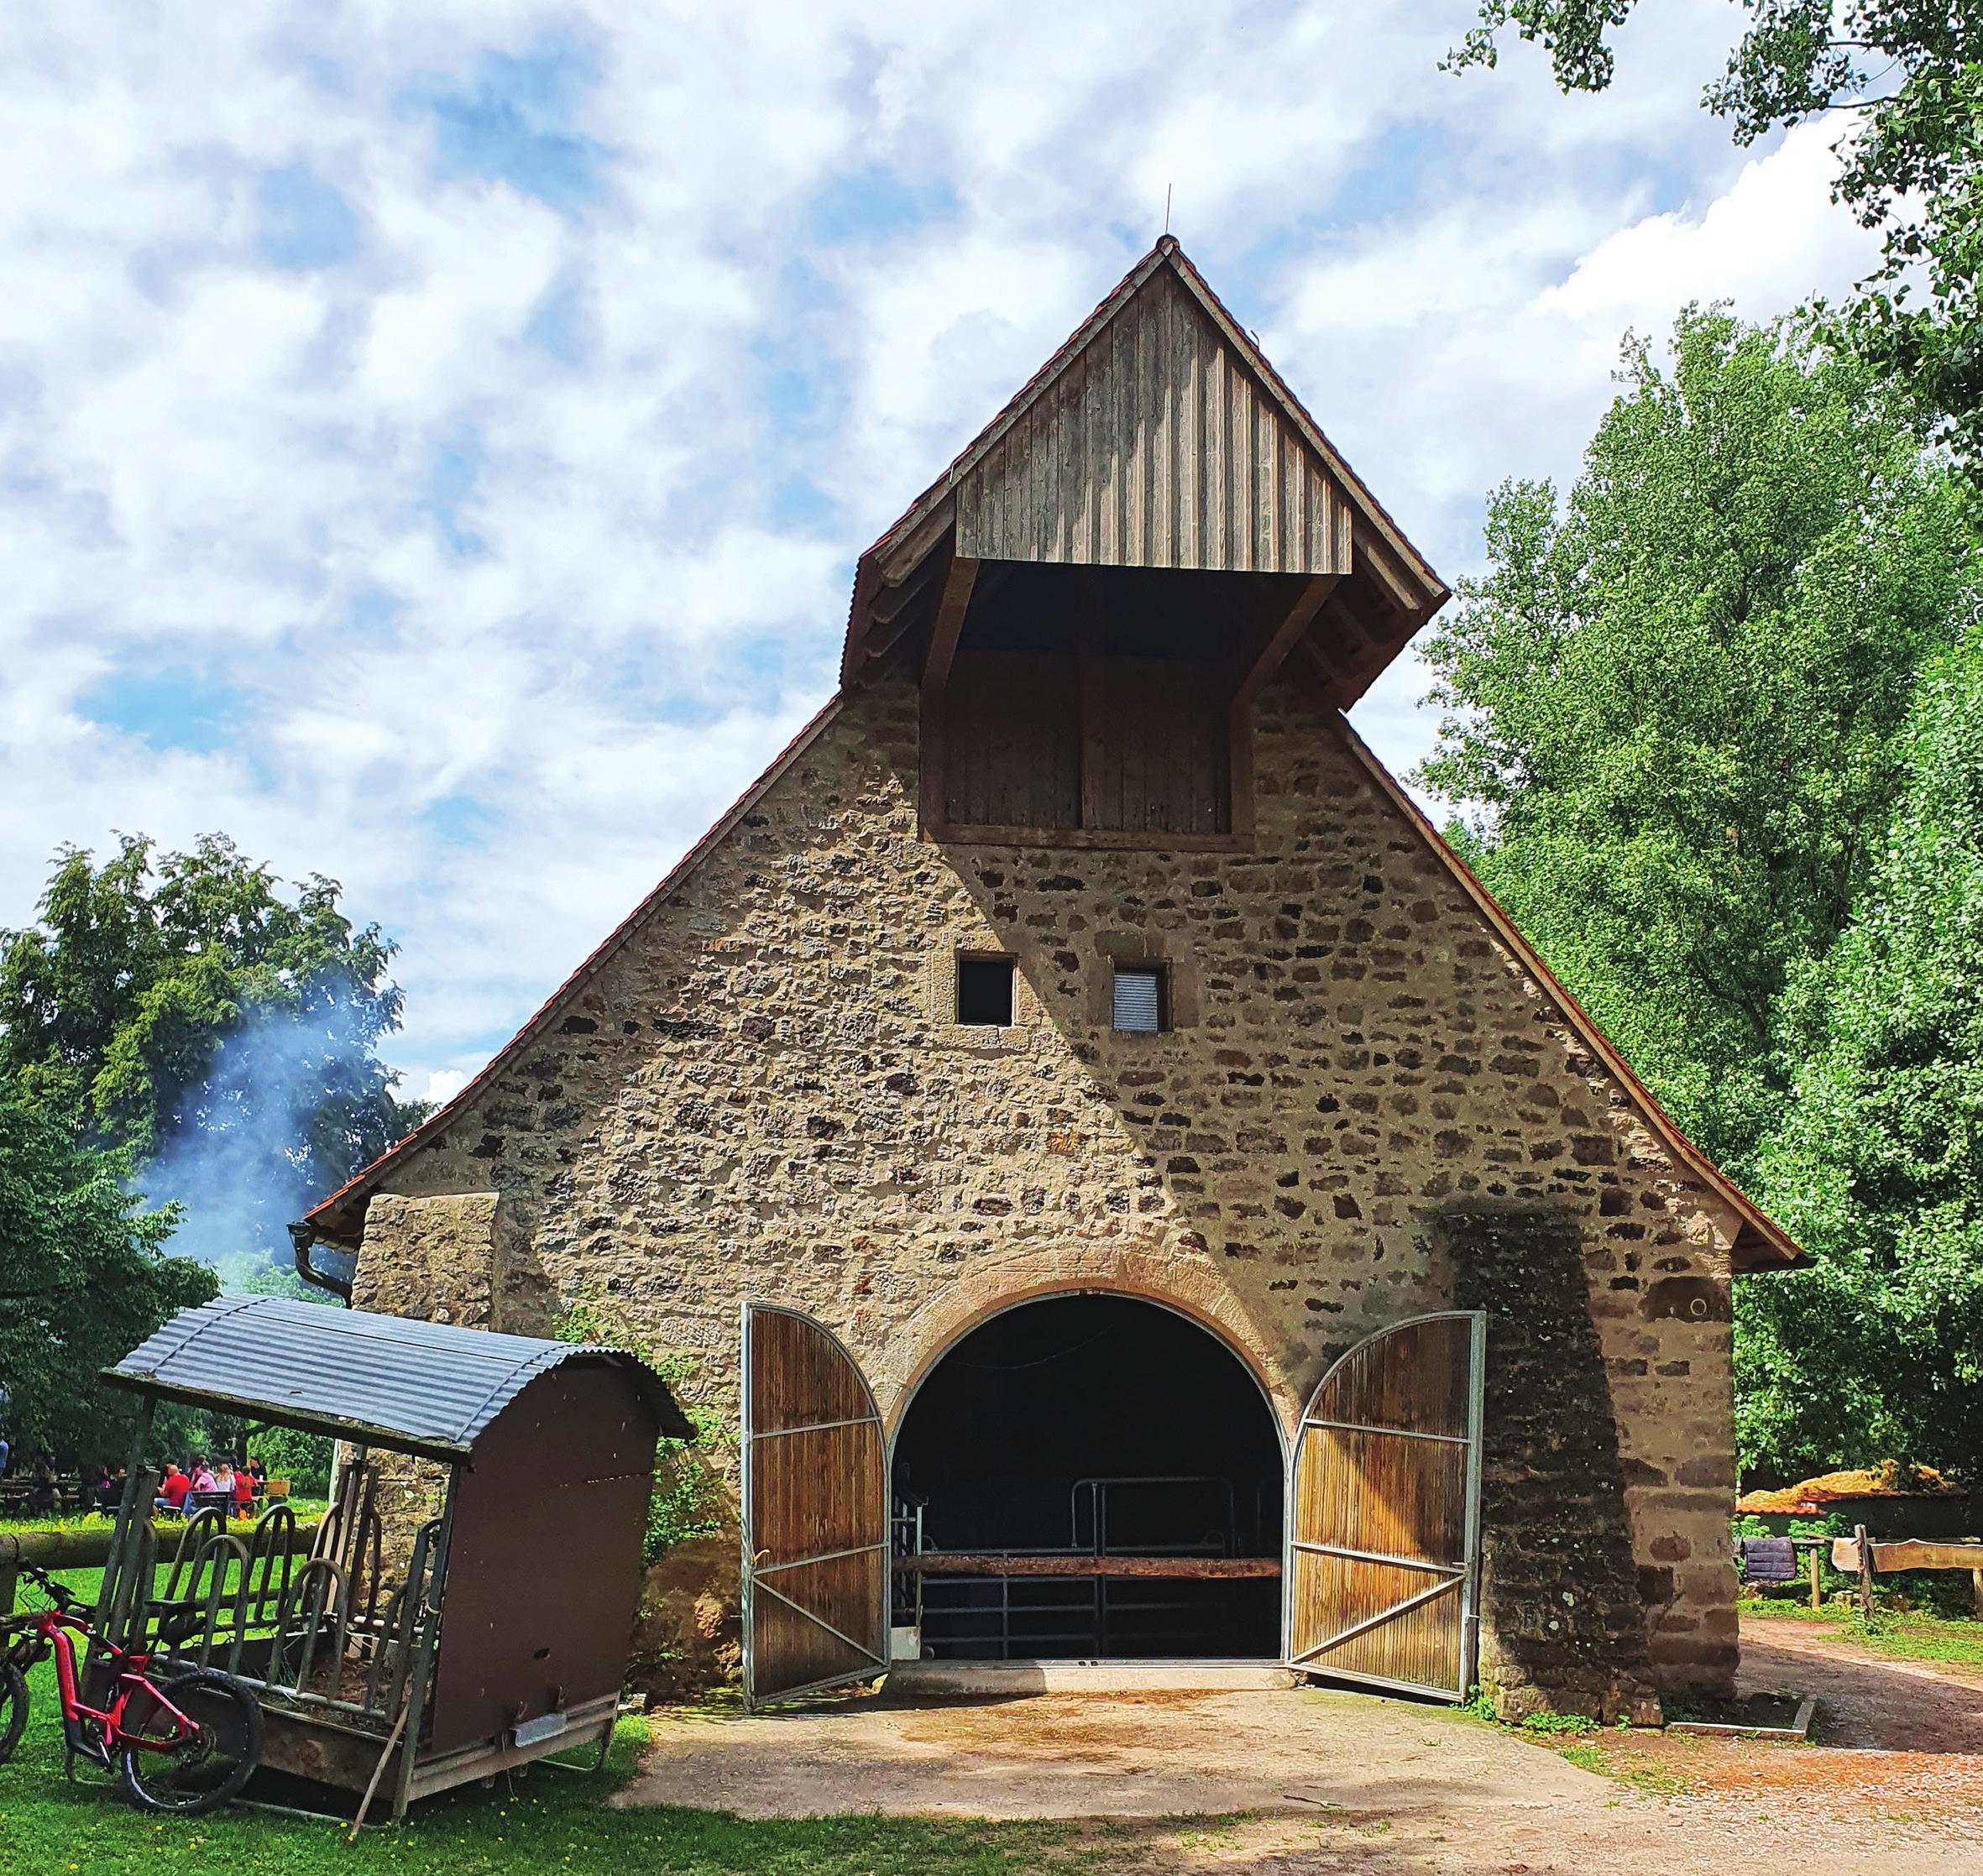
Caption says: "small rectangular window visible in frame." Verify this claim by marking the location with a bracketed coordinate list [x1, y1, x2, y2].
[956, 955, 1016, 1027]
[1112, 964, 1166, 1033]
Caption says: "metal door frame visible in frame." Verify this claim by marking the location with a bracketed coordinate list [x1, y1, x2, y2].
[740, 1301, 889, 1710]
[1282, 1309, 1487, 1701]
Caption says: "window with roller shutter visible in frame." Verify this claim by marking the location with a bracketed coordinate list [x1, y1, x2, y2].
[1112, 964, 1166, 1033]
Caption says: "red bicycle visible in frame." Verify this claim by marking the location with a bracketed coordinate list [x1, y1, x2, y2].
[0, 1559, 262, 1815]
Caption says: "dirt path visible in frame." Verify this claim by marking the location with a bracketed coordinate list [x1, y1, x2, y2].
[625, 1618, 1983, 1871]
[1740, 1617, 1983, 1750]
[628, 1684, 1604, 1821]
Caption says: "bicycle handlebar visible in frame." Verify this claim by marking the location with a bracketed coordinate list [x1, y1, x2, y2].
[15, 1560, 78, 1612]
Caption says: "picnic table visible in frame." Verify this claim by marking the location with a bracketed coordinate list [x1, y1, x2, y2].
[0, 1475, 89, 1518]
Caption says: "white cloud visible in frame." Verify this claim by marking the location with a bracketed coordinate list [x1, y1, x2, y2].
[1536, 121, 1870, 327]
[0, 1, 1883, 1095]
[421, 1067, 470, 1105]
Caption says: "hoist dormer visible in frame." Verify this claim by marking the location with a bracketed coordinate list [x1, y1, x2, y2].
[839, 237, 1449, 849]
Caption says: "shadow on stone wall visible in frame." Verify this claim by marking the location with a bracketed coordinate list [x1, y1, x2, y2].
[1436, 1204, 1662, 1724]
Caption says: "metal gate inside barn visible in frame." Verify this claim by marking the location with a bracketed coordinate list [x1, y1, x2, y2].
[740, 1299, 1484, 1708]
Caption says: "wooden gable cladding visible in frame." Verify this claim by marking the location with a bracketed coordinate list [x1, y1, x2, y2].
[954, 264, 1352, 576]
[843, 238, 1447, 706]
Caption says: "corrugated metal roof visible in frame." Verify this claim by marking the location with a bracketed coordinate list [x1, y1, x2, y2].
[106, 1295, 694, 1458]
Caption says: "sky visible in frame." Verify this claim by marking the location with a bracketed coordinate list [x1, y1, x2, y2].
[0, 2, 1885, 1108]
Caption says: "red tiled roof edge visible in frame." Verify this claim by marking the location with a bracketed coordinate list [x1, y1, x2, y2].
[1330, 712, 1802, 1274]
[304, 692, 848, 1242]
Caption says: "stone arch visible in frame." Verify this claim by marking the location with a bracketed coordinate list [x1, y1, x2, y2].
[866, 1244, 1300, 1440]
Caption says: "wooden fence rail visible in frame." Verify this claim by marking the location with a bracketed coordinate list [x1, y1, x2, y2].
[1829, 1530, 1983, 1617]
[0, 1522, 322, 1613]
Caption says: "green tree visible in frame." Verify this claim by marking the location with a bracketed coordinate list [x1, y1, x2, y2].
[245, 1424, 333, 1497]
[1419, 309, 1972, 1169]
[1449, 3, 1983, 454]
[1741, 640, 1983, 1476]
[0, 1092, 216, 1462]
[0, 833, 424, 1269]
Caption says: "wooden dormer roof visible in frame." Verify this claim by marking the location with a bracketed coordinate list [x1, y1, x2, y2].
[841, 237, 1449, 704]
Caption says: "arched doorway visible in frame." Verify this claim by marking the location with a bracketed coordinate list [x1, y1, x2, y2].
[890, 1294, 1285, 1660]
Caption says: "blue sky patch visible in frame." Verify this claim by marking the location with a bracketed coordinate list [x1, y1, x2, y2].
[804, 165, 960, 246]
[418, 35, 610, 214]
[81, 666, 245, 755]
[421, 793, 499, 847]
[421, 433, 489, 559]
[524, 266, 598, 367]
[253, 164, 363, 271]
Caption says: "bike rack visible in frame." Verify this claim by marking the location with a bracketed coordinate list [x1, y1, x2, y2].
[96, 1294, 693, 1821]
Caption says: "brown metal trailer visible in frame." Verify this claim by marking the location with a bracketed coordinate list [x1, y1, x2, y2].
[95, 1294, 692, 1821]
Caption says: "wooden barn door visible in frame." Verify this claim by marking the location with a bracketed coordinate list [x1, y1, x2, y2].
[1286, 1311, 1486, 1700]
[740, 1303, 888, 1709]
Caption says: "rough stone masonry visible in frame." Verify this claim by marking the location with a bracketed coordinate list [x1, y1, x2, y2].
[335, 664, 1745, 1718]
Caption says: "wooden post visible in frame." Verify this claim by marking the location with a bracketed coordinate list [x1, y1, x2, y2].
[1972, 1565, 1982, 1620]
[1808, 1539, 1823, 1612]
[1855, 1523, 1876, 1618]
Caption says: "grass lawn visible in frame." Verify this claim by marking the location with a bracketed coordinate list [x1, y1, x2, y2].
[1742, 1597, 1983, 1670]
[1, 1500, 331, 1539]
[0, 1573, 1125, 1876]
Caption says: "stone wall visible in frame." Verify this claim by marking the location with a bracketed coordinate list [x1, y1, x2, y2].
[348, 1191, 557, 1335]
[1443, 1206, 1665, 1722]
[350, 662, 1741, 1704]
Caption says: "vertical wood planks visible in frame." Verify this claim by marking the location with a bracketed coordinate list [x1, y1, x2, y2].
[939, 651, 1227, 837]
[741, 1306, 888, 1707]
[1286, 1312, 1483, 1700]
[956, 266, 1347, 576]
[942, 653, 1082, 829]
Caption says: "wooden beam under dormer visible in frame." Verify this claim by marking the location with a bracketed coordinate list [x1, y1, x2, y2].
[919, 555, 981, 699]
[1355, 533, 1426, 619]
[1230, 572, 1339, 711]
[871, 552, 944, 630]
[918, 553, 979, 842]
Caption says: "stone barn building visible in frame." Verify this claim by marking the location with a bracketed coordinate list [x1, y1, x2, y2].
[299, 238, 1799, 1722]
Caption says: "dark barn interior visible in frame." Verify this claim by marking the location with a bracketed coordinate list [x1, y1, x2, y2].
[892, 1296, 1284, 1659]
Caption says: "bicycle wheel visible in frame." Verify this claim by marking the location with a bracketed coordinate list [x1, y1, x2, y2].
[118, 1668, 263, 1816]
[0, 1663, 27, 1766]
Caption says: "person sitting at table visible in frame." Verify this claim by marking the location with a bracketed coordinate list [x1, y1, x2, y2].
[24, 1461, 58, 1517]
[189, 1456, 218, 1496]
[211, 1457, 236, 1512]
[95, 1466, 125, 1515]
[232, 1458, 255, 1516]
[155, 1461, 191, 1515]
